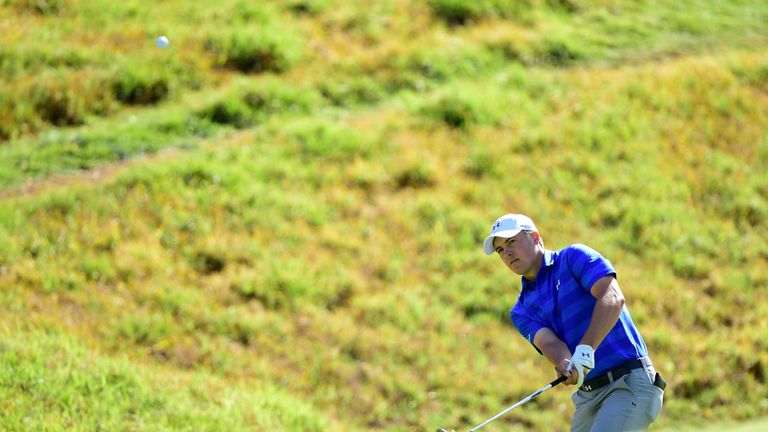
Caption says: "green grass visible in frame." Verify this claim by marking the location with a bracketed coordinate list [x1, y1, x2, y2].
[1, 0, 768, 431]
[0, 328, 329, 431]
[657, 418, 768, 432]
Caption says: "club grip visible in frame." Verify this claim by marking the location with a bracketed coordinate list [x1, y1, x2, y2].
[550, 375, 567, 387]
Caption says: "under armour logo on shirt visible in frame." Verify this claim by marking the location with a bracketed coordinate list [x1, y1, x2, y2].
[556, 279, 560, 291]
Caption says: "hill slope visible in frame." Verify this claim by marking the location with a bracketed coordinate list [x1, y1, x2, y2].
[1, 1, 767, 431]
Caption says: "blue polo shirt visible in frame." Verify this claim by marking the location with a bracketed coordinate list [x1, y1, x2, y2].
[510, 244, 649, 380]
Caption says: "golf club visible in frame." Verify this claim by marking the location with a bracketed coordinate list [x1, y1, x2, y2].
[437, 375, 567, 432]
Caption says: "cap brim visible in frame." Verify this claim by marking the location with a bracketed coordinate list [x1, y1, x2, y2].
[482, 229, 523, 254]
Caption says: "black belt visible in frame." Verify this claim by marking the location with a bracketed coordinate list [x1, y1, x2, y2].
[579, 359, 646, 392]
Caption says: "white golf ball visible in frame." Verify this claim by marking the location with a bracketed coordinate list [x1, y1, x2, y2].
[156, 35, 169, 49]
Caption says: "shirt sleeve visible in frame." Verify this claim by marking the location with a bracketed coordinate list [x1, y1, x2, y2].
[510, 304, 547, 355]
[564, 244, 616, 293]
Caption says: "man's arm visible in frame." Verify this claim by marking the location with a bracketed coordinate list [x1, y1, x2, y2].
[564, 275, 625, 386]
[533, 327, 580, 386]
[579, 275, 625, 348]
[532, 275, 626, 386]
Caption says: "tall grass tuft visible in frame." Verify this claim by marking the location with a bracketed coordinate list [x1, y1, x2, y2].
[6, 0, 66, 15]
[427, 0, 540, 26]
[284, 119, 375, 162]
[206, 27, 304, 74]
[417, 83, 506, 129]
[111, 66, 172, 105]
[198, 78, 324, 127]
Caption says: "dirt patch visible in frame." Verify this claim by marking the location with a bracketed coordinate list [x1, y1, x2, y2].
[0, 147, 181, 201]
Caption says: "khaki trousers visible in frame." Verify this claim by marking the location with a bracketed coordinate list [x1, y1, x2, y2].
[571, 367, 664, 432]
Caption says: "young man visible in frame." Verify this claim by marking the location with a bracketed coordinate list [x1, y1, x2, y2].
[483, 213, 665, 431]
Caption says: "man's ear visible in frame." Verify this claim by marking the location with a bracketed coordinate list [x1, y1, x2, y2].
[532, 232, 543, 245]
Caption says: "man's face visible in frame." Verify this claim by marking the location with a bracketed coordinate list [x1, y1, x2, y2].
[492, 231, 538, 275]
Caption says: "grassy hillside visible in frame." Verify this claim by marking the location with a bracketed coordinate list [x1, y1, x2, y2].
[659, 418, 768, 432]
[0, 329, 328, 431]
[1, 0, 768, 431]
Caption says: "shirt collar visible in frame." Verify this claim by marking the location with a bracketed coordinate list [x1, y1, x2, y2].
[521, 250, 554, 289]
[542, 249, 554, 268]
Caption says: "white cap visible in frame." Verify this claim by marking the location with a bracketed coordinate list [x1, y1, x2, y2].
[482, 214, 538, 255]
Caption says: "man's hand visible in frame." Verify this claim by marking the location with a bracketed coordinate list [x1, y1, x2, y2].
[566, 344, 595, 387]
[556, 359, 578, 386]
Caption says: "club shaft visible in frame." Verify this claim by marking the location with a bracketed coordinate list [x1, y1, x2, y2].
[468, 376, 566, 432]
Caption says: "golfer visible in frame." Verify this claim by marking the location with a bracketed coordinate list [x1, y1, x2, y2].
[483, 213, 665, 431]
